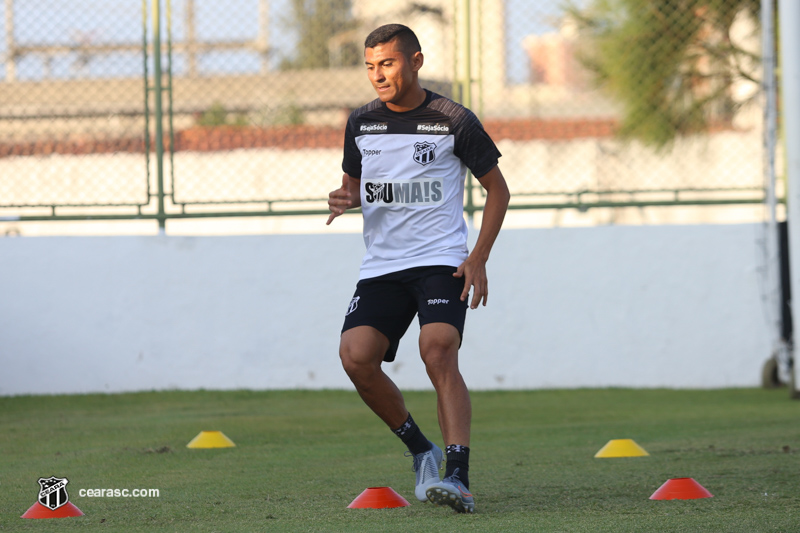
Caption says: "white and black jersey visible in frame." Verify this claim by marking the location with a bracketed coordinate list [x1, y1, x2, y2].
[342, 90, 501, 280]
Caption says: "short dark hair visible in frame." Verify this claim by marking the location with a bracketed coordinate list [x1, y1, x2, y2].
[364, 24, 421, 58]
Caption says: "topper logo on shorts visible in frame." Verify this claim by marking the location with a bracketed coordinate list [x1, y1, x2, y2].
[364, 178, 443, 206]
[427, 299, 449, 305]
[413, 141, 436, 166]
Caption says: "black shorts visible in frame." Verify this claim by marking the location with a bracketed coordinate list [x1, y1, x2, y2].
[341, 265, 469, 362]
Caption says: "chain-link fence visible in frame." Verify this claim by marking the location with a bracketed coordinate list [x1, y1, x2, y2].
[0, 0, 773, 231]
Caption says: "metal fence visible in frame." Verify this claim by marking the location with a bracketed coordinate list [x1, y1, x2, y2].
[0, 0, 773, 231]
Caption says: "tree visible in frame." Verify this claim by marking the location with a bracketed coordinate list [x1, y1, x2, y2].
[566, 0, 762, 148]
[280, 0, 360, 70]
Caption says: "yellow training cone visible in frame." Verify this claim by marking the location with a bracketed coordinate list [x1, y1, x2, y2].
[594, 438, 649, 458]
[186, 431, 236, 449]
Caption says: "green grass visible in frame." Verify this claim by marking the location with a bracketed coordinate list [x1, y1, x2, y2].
[0, 388, 798, 532]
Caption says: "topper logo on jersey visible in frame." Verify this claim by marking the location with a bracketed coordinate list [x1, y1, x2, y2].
[364, 178, 443, 206]
[413, 141, 436, 166]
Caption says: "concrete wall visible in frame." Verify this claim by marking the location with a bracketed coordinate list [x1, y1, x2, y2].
[0, 223, 774, 396]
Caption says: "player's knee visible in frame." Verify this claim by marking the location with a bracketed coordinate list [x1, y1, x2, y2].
[420, 332, 459, 364]
[339, 344, 376, 381]
[421, 343, 458, 375]
[338, 345, 358, 374]
[339, 327, 387, 377]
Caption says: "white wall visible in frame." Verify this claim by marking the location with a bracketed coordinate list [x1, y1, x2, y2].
[0, 223, 773, 396]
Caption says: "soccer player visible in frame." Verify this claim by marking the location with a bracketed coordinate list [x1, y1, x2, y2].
[327, 23, 509, 513]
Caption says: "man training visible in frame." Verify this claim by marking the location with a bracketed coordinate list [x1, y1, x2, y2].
[327, 23, 510, 513]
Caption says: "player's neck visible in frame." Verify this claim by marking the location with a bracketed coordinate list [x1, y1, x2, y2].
[386, 86, 427, 113]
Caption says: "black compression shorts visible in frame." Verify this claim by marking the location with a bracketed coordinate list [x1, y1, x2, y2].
[341, 265, 468, 362]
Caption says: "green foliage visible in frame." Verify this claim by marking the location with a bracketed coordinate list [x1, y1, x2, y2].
[280, 0, 361, 70]
[1, 388, 799, 531]
[195, 101, 249, 127]
[255, 103, 306, 126]
[567, 0, 762, 148]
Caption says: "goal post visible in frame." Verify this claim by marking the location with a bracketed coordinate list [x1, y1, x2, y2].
[778, 0, 800, 397]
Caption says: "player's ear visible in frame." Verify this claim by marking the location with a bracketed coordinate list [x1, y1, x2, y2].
[410, 51, 424, 72]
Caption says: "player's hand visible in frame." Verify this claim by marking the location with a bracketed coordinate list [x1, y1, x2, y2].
[454, 256, 488, 309]
[327, 174, 353, 225]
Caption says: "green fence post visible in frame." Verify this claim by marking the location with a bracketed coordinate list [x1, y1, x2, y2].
[151, 0, 166, 233]
[142, 0, 151, 214]
[166, 0, 176, 210]
[462, 0, 475, 222]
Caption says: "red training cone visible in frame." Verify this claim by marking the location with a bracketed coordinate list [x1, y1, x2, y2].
[21, 501, 85, 519]
[649, 477, 713, 500]
[347, 487, 410, 509]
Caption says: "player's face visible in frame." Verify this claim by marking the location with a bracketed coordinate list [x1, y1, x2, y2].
[365, 39, 423, 112]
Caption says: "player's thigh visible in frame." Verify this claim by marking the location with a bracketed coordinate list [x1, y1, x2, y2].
[341, 274, 417, 362]
[415, 266, 468, 345]
[340, 325, 390, 367]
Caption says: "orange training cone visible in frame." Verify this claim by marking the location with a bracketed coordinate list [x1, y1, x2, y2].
[650, 478, 713, 500]
[21, 501, 84, 519]
[347, 487, 410, 509]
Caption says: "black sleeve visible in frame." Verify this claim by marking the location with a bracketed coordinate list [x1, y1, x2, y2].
[341, 115, 362, 179]
[452, 108, 501, 178]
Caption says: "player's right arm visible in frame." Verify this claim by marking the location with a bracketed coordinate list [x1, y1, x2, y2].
[326, 173, 361, 225]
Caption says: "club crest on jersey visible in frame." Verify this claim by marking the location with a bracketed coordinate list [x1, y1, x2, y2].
[413, 141, 436, 166]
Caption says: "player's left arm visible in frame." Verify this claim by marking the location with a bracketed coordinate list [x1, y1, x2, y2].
[454, 165, 510, 309]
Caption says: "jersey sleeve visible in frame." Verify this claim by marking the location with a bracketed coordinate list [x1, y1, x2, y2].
[341, 114, 362, 179]
[452, 108, 501, 179]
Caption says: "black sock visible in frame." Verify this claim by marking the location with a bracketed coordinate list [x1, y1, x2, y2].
[392, 413, 432, 455]
[444, 445, 470, 489]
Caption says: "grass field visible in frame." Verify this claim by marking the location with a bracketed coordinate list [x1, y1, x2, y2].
[1, 388, 798, 532]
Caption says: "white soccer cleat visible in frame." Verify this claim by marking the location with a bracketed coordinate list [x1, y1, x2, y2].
[426, 468, 474, 513]
[406, 442, 443, 502]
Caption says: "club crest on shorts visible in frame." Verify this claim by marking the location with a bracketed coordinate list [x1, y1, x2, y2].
[346, 296, 360, 316]
[413, 141, 436, 166]
[37, 476, 70, 510]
